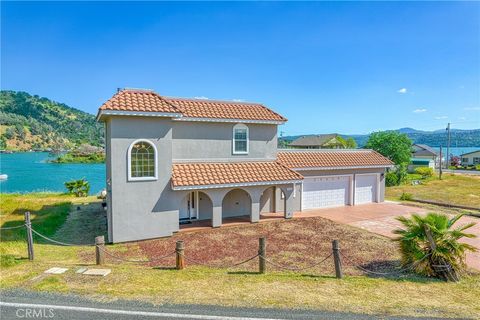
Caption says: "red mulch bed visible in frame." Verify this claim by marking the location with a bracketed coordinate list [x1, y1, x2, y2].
[131, 217, 401, 275]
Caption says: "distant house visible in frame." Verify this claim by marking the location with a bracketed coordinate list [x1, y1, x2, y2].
[289, 134, 345, 149]
[412, 144, 438, 162]
[408, 158, 435, 173]
[460, 150, 480, 166]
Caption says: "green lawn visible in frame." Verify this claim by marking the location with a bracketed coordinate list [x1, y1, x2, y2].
[386, 173, 480, 208]
[1, 193, 479, 318]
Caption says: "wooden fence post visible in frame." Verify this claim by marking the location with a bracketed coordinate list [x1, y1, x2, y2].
[24, 211, 34, 261]
[332, 240, 342, 279]
[176, 240, 185, 270]
[95, 236, 105, 265]
[259, 237, 266, 274]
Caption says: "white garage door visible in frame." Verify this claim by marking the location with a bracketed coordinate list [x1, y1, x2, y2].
[302, 176, 350, 209]
[355, 174, 378, 205]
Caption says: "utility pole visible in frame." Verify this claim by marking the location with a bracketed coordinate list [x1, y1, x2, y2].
[446, 123, 451, 169]
[439, 146, 443, 180]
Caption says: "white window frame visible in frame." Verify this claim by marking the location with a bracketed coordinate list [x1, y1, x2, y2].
[232, 123, 249, 155]
[127, 139, 158, 182]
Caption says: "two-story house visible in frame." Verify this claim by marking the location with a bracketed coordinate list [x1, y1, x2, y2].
[97, 89, 393, 243]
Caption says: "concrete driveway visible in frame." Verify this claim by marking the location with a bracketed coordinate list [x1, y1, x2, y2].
[298, 202, 480, 270]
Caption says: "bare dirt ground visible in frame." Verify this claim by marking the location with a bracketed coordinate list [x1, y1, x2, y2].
[132, 217, 401, 275]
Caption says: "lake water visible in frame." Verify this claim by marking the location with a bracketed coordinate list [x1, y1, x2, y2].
[1, 147, 479, 194]
[0, 152, 105, 194]
[433, 147, 479, 157]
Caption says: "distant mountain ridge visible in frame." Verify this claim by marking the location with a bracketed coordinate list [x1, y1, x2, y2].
[0, 90, 103, 151]
[281, 128, 480, 148]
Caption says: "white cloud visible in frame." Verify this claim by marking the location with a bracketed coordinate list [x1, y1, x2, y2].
[464, 107, 480, 111]
[193, 96, 209, 100]
[397, 88, 407, 94]
[434, 116, 448, 120]
[413, 108, 427, 113]
[458, 117, 467, 121]
[232, 99, 244, 102]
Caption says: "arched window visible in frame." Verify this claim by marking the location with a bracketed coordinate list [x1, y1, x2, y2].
[232, 123, 249, 154]
[128, 140, 158, 181]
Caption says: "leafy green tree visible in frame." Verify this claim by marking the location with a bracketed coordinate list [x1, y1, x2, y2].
[344, 137, 357, 148]
[3, 127, 15, 140]
[0, 136, 6, 149]
[14, 123, 25, 140]
[335, 136, 358, 149]
[365, 131, 412, 165]
[385, 172, 399, 187]
[394, 213, 476, 280]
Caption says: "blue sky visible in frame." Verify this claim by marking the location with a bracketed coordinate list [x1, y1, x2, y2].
[1, 1, 479, 135]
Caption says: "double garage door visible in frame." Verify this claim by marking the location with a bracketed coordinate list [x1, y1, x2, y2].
[302, 174, 378, 210]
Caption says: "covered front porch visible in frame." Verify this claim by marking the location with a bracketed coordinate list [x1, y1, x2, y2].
[176, 184, 298, 229]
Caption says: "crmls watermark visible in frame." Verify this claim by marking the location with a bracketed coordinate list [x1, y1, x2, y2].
[15, 308, 55, 318]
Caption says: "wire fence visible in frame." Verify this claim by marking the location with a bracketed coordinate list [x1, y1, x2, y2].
[96, 245, 177, 264]
[260, 253, 333, 272]
[30, 227, 96, 247]
[179, 252, 260, 269]
[4, 215, 464, 281]
[340, 251, 431, 276]
[0, 224, 26, 230]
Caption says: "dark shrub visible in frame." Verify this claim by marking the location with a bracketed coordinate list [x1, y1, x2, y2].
[399, 192, 413, 201]
[385, 172, 399, 187]
[414, 167, 434, 179]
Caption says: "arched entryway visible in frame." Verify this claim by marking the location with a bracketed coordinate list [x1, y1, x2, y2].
[197, 191, 213, 221]
[222, 189, 251, 221]
[179, 191, 213, 222]
[260, 186, 275, 213]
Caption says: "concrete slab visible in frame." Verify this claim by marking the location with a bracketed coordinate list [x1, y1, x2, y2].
[82, 269, 111, 277]
[44, 267, 68, 274]
[75, 267, 88, 274]
[307, 202, 480, 270]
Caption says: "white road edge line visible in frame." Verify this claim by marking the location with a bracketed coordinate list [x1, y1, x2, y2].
[0, 302, 285, 320]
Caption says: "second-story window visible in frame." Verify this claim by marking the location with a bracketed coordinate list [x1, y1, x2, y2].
[233, 123, 249, 154]
[128, 139, 158, 181]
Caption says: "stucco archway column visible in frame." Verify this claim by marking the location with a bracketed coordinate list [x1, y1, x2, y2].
[281, 184, 295, 219]
[247, 187, 264, 223]
[203, 189, 229, 228]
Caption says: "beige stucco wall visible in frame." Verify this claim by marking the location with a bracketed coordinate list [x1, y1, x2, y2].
[172, 121, 278, 161]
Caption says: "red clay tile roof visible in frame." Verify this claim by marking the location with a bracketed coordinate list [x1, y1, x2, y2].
[99, 89, 286, 122]
[172, 161, 303, 189]
[277, 150, 394, 169]
[99, 89, 180, 113]
[165, 97, 286, 122]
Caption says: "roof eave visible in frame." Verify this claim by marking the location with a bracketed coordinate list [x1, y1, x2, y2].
[96, 109, 183, 122]
[172, 117, 286, 125]
[292, 165, 394, 171]
[171, 179, 304, 191]
[460, 150, 480, 156]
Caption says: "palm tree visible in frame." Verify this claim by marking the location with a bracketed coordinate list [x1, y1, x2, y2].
[64, 178, 90, 197]
[393, 213, 476, 281]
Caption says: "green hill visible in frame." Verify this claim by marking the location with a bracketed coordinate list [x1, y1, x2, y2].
[0, 91, 103, 151]
[281, 129, 480, 148]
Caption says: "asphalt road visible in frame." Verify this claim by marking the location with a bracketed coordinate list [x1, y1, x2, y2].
[441, 169, 480, 175]
[0, 289, 461, 320]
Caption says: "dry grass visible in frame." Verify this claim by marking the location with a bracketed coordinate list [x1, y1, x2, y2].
[1, 193, 479, 318]
[2, 261, 479, 318]
[386, 173, 480, 208]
